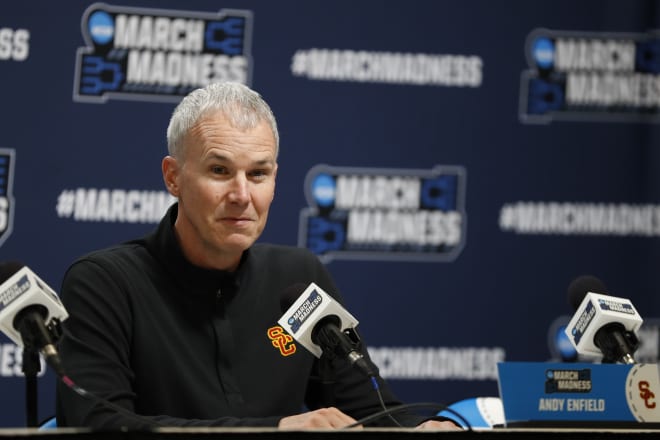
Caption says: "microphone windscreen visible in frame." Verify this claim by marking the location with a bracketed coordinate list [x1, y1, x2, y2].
[567, 275, 609, 311]
[0, 261, 25, 284]
[280, 283, 308, 313]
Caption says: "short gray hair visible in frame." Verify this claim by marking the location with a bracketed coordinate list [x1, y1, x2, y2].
[166, 82, 279, 159]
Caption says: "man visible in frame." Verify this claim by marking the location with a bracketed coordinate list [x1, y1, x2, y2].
[56, 82, 458, 430]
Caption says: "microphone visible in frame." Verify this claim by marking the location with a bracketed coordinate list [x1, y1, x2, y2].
[0, 263, 163, 429]
[278, 282, 376, 377]
[0, 262, 69, 376]
[564, 275, 643, 364]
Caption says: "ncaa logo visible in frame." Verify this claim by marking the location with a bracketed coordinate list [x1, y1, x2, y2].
[0, 149, 16, 248]
[311, 173, 336, 208]
[532, 37, 554, 69]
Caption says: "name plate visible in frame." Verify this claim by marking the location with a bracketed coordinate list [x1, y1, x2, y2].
[497, 362, 660, 425]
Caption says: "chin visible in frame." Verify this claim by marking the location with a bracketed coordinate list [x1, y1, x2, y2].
[222, 235, 257, 252]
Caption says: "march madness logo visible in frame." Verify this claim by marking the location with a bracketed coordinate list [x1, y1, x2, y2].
[0, 149, 16, 248]
[299, 164, 467, 263]
[73, 3, 253, 103]
[520, 28, 660, 123]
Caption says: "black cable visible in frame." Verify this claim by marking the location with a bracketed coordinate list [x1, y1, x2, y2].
[369, 376, 403, 427]
[343, 401, 473, 430]
[59, 363, 472, 430]
[59, 374, 162, 429]
[351, 356, 471, 431]
[54, 336, 469, 431]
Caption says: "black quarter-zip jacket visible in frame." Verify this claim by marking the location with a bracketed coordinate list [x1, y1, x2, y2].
[55, 204, 422, 429]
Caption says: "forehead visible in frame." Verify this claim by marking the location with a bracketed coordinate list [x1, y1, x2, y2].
[184, 111, 277, 160]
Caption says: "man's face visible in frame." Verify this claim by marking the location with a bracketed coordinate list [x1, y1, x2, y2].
[163, 111, 278, 269]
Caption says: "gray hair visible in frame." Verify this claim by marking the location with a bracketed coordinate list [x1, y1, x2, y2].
[166, 82, 279, 159]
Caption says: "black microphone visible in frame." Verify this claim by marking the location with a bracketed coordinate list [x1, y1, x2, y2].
[279, 282, 376, 377]
[0, 261, 68, 376]
[567, 275, 609, 311]
[564, 275, 643, 364]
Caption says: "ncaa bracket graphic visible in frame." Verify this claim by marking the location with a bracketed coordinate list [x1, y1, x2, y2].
[73, 3, 253, 103]
[299, 164, 467, 263]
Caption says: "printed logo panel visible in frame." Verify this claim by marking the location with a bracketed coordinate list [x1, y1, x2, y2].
[520, 28, 660, 123]
[299, 164, 467, 263]
[73, 3, 253, 103]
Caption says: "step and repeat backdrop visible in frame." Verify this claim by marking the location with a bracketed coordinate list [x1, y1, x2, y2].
[2, 0, 660, 427]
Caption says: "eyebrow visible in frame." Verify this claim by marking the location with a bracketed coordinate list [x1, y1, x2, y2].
[204, 153, 276, 167]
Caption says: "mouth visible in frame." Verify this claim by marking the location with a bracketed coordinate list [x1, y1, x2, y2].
[221, 217, 254, 226]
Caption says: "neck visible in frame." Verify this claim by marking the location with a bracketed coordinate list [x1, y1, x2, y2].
[173, 222, 242, 272]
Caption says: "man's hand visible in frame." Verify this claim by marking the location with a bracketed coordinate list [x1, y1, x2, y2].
[415, 419, 464, 430]
[278, 407, 361, 429]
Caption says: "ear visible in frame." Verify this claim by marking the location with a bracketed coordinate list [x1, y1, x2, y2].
[271, 163, 278, 201]
[162, 156, 180, 197]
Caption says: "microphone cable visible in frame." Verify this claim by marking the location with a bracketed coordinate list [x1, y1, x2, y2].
[59, 363, 471, 430]
[344, 401, 472, 430]
[58, 373, 163, 429]
[369, 376, 404, 427]
[348, 350, 471, 430]
[356, 371, 471, 430]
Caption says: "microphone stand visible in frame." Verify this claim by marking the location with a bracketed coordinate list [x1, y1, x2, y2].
[318, 354, 336, 407]
[22, 346, 41, 427]
[16, 308, 65, 428]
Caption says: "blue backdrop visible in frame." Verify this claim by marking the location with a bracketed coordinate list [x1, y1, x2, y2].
[1, 0, 660, 427]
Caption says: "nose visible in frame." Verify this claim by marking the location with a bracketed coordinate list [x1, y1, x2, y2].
[228, 174, 250, 204]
